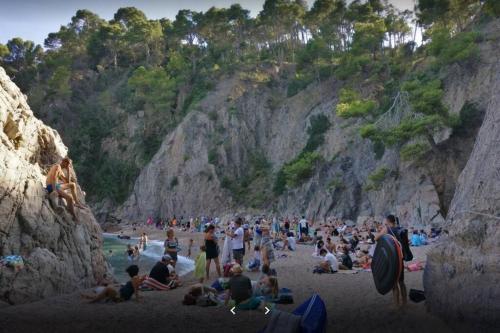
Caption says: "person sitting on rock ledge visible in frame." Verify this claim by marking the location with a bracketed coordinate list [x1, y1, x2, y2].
[45, 157, 84, 220]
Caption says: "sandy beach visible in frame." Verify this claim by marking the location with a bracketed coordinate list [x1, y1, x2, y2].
[0, 227, 465, 333]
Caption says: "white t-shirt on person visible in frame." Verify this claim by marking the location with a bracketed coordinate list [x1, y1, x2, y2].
[324, 253, 338, 272]
[231, 227, 244, 250]
[299, 219, 307, 228]
[287, 237, 296, 251]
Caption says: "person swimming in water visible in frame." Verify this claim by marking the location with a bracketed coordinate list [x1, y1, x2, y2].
[45, 157, 84, 221]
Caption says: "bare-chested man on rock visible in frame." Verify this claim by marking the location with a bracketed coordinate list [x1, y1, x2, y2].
[46, 157, 84, 221]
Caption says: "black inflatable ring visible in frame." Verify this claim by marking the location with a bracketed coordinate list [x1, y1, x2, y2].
[371, 234, 402, 295]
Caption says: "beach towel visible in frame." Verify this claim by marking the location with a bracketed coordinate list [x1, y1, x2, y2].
[221, 236, 232, 265]
[194, 252, 206, 280]
[407, 261, 424, 272]
[142, 276, 170, 291]
[0, 255, 24, 271]
[292, 294, 327, 333]
[337, 270, 358, 274]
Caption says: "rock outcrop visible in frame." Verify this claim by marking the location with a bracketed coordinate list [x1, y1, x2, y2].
[0, 67, 109, 304]
[424, 28, 500, 327]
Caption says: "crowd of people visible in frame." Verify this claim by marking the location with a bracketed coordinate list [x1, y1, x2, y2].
[87, 213, 442, 312]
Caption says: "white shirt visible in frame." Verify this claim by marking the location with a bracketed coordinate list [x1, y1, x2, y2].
[287, 237, 296, 251]
[324, 253, 338, 272]
[231, 227, 244, 250]
[299, 219, 307, 228]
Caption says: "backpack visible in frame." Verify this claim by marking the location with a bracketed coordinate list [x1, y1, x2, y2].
[276, 288, 294, 304]
[341, 254, 353, 270]
[389, 227, 413, 262]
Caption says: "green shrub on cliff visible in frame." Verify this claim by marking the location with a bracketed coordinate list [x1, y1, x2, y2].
[128, 66, 176, 110]
[282, 152, 321, 187]
[304, 114, 331, 152]
[400, 142, 430, 161]
[336, 89, 377, 119]
[427, 28, 480, 67]
[364, 166, 390, 191]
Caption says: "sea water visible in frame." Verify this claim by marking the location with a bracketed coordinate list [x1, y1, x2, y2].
[103, 233, 194, 283]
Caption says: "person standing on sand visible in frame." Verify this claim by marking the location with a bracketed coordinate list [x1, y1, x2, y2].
[45, 157, 84, 221]
[375, 214, 407, 307]
[204, 224, 222, 280]
[139, 233, 148, 251]
[229, 218, 245, 266]
[187, 238, 194, 257]
[164, 229, 179, 267]
[260, 223, 275, 268]
[299, 216, 308, 240]
[243, 223, 251, 253]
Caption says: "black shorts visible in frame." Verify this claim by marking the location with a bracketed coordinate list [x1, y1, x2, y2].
[233, 248, 244, 262]
[169, 252, 178, 262]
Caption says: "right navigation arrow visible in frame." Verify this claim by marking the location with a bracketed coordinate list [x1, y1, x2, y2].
[264, 306, 270, 315]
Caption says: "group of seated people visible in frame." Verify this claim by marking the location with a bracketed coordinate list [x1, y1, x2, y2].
[82, 254, 182, 303]
[271, 231, 297, 252]
[224, 264, 278, 310]
[83, 252, 281, 311]
[410, 229, 429, 246]
[183, 263, 280, 311]
[312, 229, 379, 273]
[313, 239, 354, 274]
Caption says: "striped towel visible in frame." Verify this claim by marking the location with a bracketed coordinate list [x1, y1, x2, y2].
[142, 276, 170, 291]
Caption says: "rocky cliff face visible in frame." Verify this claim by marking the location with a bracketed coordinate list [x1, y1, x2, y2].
[116, 22, 498, 229]
[0, 67, 109, 304]
[115, 70, 471, 226]
[424, 21, 500, 327]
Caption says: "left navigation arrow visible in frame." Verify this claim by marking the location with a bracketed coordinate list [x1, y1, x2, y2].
[230, 306, 236, 315]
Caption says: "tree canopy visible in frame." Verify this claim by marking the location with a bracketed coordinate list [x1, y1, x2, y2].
[0, 0, 495, 203]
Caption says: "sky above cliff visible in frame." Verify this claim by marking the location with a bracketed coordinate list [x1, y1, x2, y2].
[0, 0, 415, 45]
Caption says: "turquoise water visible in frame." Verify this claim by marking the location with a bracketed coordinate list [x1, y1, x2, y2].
[103, 234, 194, 283]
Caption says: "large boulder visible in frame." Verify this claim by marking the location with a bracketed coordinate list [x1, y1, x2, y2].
[0, 67, 109, 304]
[423, 59, 500, 328]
